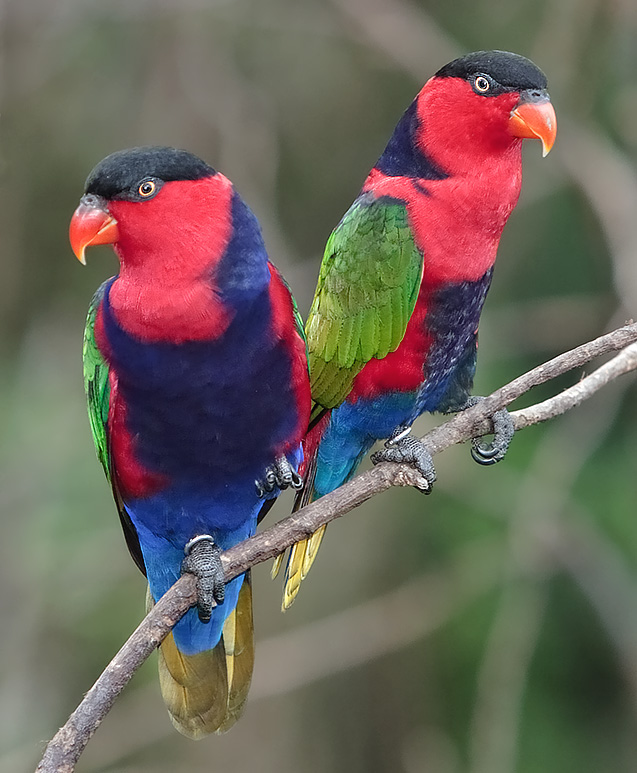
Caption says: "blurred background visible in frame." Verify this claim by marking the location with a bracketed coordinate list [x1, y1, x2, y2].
[2, 0, 637, 771]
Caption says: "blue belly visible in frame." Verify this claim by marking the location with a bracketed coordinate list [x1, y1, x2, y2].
[313, 271, 493, 497]
[102, 282, 303, 654]
[103, 283, 299, 486]
[129, 488, 260, 655]
[314, 390, 418, 497]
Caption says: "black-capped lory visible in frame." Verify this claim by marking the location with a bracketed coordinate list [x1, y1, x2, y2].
[69, 147, 311, 737]
[274, 50, 556, 609]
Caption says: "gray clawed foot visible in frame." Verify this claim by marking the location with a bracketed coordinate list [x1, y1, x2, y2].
[255, 455, 303, 498]
[181, 535, 225, 623]
[371, 427, 436, 494]
[461, 396, 515, 466]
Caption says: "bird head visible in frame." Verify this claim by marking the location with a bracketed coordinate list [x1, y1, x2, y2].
[416, 50, 556, 170]
[69, 146, 226, 267]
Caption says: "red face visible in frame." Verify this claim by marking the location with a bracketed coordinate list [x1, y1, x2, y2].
[69, 173, 235, 275]
[414, 74, 556, 173]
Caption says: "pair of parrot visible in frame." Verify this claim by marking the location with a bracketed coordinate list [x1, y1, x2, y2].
[69, 50, 556, 739]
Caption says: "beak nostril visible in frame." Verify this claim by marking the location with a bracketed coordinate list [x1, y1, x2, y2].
[521, 88, 550, 104]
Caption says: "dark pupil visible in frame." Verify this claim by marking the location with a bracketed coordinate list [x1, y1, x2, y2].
[477, 77, 489, 91]
[141, 182, 153, 194]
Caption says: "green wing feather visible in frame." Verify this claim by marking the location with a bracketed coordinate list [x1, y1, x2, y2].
[276, 196, 425, 610]
[307, 195, 424, 410]
[83, 280, 112, 480]
[83, 279, 146, 573]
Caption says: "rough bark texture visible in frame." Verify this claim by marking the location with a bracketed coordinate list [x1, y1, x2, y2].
[36, 322, 637, 773]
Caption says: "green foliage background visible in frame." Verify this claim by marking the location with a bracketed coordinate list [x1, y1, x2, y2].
[1, 1, 636, 771]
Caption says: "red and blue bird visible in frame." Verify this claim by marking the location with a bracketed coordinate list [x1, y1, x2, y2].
[69, 147, 311, 737]
[274, 50, 557, 608]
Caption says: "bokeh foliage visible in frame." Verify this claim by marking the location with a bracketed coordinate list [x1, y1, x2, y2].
[1, 0, 637, 771]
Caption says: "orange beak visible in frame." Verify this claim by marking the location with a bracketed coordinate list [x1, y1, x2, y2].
[509, 91, 557, 157]
[69, 195, 119, 265]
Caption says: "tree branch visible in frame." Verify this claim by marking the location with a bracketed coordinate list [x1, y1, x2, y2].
[36, 322, 637, 773]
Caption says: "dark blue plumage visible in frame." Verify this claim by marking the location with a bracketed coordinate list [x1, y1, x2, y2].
[376, 101, 448, 180]
[75, 146, 310, 736]
[101, 282, 300, 485]
[312, 272, 491, 498]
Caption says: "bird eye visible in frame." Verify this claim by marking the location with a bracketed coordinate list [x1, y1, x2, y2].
[138, 180, 157, 197]
[474, 75, 491, 93]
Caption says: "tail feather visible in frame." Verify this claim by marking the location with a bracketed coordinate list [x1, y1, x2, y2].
[216, 573, 255, 733]
[278, 441, 325, 611]
[149, 574, 255, 739]
[275, 407, 371, 610]
[270, 437, 318, 582]
[281, 523, 327, 610]
[158, 632, 229, 739]
[271, 551, 285, 579]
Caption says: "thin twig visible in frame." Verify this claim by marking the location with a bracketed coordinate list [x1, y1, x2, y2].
[511, 340, 637, 429]
[467, 351, 627, 773]
[36, 323, 637, 773]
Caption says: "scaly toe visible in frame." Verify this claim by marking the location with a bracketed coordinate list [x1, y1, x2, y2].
[371, 434, 436, 493]
[181, 535, 225, 623]
[256, 455, 303, 497]
[471, 407, 514, 466]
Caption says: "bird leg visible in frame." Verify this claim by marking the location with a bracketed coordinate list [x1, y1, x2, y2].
[371, 426, 436, 493]
[452, 396, 515, 466]
[255, 455, 303, 498]
[181, 535, 225, 623]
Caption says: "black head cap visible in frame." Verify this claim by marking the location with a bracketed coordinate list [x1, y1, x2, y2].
[436, 50, 547, 91]
[84, 146, 216, 200]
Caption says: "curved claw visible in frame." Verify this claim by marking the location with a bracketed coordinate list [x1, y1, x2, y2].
[256, 455, 303, 498]
[470, 407, 515, 466]
[471, 441, 502, 465]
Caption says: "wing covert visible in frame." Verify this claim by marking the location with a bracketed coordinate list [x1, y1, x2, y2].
[307, 195, 424, 409]
[83, 279, 146, 574]
[83, 280, 112, 480]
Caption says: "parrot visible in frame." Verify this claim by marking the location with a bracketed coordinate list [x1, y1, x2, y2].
[274, 50, 557, 609]
[69, 146, 311, 738]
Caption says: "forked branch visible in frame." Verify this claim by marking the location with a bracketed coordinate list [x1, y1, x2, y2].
[36, 322, 637, 773]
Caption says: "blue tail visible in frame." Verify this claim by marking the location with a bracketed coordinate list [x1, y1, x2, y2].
[134, 513, 257, 737]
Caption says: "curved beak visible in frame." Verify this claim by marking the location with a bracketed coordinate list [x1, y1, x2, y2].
[509, 90, 557, 157]
[69, 194, 119, 265]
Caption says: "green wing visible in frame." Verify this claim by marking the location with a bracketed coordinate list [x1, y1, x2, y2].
[276, 196, 425, 608]
[307, 195, 424, 409]
[83, 279, 146, 574]
[83, 280, 112, 480]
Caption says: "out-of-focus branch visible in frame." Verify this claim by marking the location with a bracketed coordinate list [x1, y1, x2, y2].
[467, 347, 627, 773]
[35, 576, 198, 773]
[36, 322, 637, 773]
[511, 339, 637, 429]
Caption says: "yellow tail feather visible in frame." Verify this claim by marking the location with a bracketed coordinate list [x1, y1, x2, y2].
[150, 574, 255, 739]
[274, 443, 325, 610]
[158, 632, 229, 739]
[271, 552, 284, 579]
[216, 573, 255, 733]
[281, 524, 327, 610]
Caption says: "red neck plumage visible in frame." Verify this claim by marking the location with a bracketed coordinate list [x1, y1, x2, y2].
[364, 77, 523, 285]
[106, 175, 234, 343]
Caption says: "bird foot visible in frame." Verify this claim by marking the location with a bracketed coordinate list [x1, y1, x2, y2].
[181, 535, 225, 623]
[459, 396, 515, 466]
[255, 455, 303, 498]
[371, 426, 436, 493]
